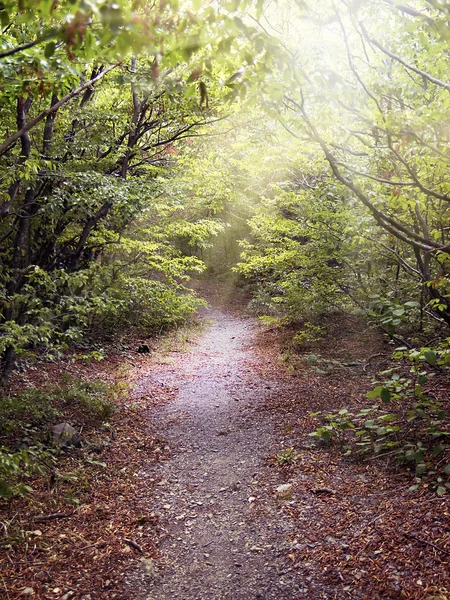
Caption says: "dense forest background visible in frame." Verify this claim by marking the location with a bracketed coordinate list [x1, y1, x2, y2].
[1, 0, 450, 496]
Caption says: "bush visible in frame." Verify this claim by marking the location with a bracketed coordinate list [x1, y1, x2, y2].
[0, 389, 60, 438]
[309, 344, 450, 494]
[95, 276, 205, 333]
[0, 377, 119, 499]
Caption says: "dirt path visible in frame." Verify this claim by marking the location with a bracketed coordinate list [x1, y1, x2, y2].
[124, 303, 450, 600]
[126, 307, 306, 599]
[2, 298, 448, 599]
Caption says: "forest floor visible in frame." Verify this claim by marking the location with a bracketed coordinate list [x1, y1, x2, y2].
[1, 284, 450, 599]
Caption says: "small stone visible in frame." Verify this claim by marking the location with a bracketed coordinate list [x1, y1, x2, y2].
[141, 558, 158, 578]
[276, 483, 292, 494]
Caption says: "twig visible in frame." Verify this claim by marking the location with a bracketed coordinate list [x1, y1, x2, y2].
[123, 538, 143, 553]
[1, 575, 11, 600]
[366, 353, 387, 362]
[406, 533, 450, 556]
[33, 512, 71, 522]
[77, 540, 106, 551]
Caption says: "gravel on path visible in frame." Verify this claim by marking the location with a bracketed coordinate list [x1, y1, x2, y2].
[125, 307, 307, 600]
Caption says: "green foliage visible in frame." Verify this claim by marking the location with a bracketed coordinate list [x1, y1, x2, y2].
[367, 296, 421, 335]
[309, 401, 450, 490]
[0, 0, 284, 379]
[0, 446, 53, 499]
[276, 447, 300, 466]
[55, 377, 117, 421]
[293, 323, 326, 346]
[309, 341, 450, 491]
[0, 377, 116, 440]
[97, 277, 205, 333]
[0, 388, 60, 438]
[236, 168, 355, 321]
[0, 376, 118, 498]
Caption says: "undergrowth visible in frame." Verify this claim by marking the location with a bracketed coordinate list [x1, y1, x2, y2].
[310, 344, 450, 495]
[0, 377, 120, 499]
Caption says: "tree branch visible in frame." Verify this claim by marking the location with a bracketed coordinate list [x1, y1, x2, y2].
[285, 94, 444, 252]
[358, 21, 450, 93]
[0, 64, 120, 157]
[0, 30, 60, 59]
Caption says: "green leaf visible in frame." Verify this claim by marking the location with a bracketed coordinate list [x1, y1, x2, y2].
[367, 386, 383, 399]
[424, 350, 437, 366]
[44, 42, 56, 58]
[0, 9, 10, 29]
[320, 430, 331, 442]
[436, 486, 446, 496]
[416, 463, 427, 475]
[414, 451, 424, 463]
[380, 388, 391, 403]
[432, 444, 445, 457]
[444, 464, 450, 475]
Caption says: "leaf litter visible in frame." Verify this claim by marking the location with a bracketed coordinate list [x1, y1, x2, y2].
[0, 307, 448, 599]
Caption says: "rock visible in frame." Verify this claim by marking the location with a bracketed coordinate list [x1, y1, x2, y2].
[51, 423, 81, 448]
[136, 344, 150, 354]
[140, 558, 158, 578]
[275, 483, 292, 494]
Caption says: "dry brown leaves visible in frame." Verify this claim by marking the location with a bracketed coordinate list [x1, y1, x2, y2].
[255, 314, 450, 599]
[0, 336, 176, 600]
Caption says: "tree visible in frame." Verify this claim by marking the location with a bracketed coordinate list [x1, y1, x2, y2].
[255, 0, 450, 327]
[0, 0, 281, 379]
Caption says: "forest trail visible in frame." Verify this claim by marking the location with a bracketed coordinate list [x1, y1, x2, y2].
[123, 298, 450, 600]
[126, 306, 307, 599]
[1, 294, 448, 599]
